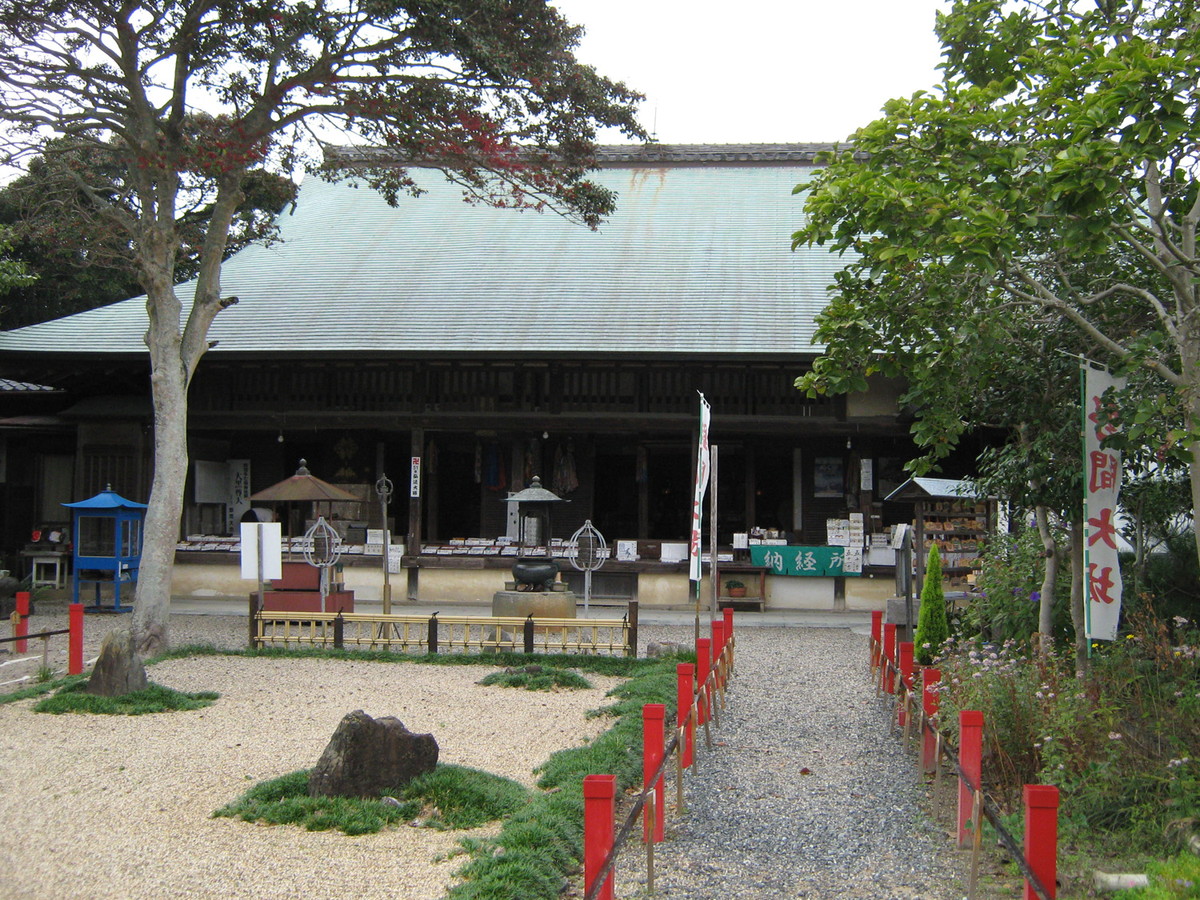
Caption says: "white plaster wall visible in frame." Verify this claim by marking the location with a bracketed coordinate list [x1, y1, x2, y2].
[764, 576, 837, 609]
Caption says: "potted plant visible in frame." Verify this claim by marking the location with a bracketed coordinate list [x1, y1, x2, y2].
[725, 579, 747, 598]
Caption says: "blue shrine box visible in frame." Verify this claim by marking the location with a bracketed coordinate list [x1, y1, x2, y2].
[63, 487, 148, 612]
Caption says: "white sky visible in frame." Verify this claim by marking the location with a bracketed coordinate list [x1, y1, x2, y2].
[551, 0, 951, 144]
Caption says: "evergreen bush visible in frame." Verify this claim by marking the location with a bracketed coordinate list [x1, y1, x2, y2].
[914, 544, 950, 665]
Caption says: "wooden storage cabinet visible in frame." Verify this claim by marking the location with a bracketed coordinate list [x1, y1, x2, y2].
[917, 500, 989, 585]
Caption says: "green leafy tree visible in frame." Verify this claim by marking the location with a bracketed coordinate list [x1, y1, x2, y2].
[0, 0, 645, 654]
[0, 226, 34, 298]
[915, 544, 949, 665]
[794, 0, 1200, 570]
[0, 137, 297, 328]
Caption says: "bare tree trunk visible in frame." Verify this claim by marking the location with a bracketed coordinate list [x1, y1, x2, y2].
[1069, 518, 1088, 676]
[130, 281, 190, 657]
[1034, 504, 1058, 652]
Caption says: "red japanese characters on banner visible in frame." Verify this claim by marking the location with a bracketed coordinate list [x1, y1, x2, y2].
[688, 394, 711, 582]
[1083, 367, 1125, 641]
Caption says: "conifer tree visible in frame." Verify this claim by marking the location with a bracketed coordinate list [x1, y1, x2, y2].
[914, 545, 949, 666]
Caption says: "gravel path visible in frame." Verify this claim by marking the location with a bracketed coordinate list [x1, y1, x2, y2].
[617, 625, 966, 900]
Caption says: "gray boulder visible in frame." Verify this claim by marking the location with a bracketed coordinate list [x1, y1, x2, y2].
[308, 710, 438, 799]
[85, 628, 148, 696]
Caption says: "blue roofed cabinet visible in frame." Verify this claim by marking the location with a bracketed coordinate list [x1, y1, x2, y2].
[63, 487, 148, 612]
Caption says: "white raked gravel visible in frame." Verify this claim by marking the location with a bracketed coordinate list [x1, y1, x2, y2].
[0, 612, 625, 900]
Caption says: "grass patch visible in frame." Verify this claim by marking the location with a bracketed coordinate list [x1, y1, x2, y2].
[0, 673, 87, 705]
[477, 665, 591, 691]
[214, 764, 530, 835]
[1123, 853, 1200, 899]
[33, 681, 219, 715]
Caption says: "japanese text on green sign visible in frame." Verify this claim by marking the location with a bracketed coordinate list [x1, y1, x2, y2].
[749, 545, 860, 577]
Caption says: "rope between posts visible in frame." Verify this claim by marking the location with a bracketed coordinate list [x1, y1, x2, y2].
[583, 633, 733, 900]
[873, 633, 1054, 900]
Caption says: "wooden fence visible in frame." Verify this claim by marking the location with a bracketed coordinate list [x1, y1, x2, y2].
[583, 611, 736, 900]
[870, 611, 1059, 900]
[250, 602, 638, 657]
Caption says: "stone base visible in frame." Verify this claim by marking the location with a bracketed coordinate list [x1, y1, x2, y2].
[887, 595, 918, 626]
[491, 590, 578, 619]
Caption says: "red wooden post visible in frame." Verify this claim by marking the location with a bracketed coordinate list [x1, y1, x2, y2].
[711, 620, 724, 688]
[869, 609, 883, 670]
[897, 641, 915, 726]
[676, 663, 694, 768]
[696, 637, 711, 725]
[583, 774, 616, 900]
[68, 603, 84, 675]
[958, 710, 984, 848]
[881, 623, 897, 693]
[1023, 784, 1060, 900]
[921, 667, 942, 773]
[14, 591, 29, 653]
[643, 704, 666, 843]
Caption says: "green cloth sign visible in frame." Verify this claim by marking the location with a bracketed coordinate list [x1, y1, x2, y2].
[749, 545, 860, 577]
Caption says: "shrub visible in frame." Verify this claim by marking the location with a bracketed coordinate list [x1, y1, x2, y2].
[935, 612, 1200, 848]
[914, 544, 950, 665]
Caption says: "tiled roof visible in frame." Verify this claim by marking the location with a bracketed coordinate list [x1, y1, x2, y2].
[0, 378, 59, 391]
[0, 144, 848, 358]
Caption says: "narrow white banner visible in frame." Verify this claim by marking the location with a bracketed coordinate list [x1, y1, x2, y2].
[688, 393, 712, 582]
[1083, 366, 1125, 641]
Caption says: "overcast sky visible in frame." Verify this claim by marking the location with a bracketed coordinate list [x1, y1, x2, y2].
[550, 0, 951, 145]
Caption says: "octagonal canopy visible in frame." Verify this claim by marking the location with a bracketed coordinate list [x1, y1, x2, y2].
[62, 487, 148, 510]
[249, 459, 359, 503]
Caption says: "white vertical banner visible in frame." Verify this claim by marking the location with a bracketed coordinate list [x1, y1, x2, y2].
[688, 393, 712, 582]
[1083, 366, 1126, 641]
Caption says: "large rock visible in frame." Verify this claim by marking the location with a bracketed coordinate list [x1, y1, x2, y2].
[85, 628, 148, 696]
[308, 710, 438, 799]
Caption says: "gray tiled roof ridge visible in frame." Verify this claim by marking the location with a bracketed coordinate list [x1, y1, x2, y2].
[326, 141, 860, 168]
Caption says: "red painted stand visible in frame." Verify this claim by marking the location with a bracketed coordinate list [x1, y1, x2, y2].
[881, 623, 897, 693]
[897, 642, 915, 726]
[958, 710, 984, 848]
[676, 663, 694, 768]
[696, 637, 711, 725]
[68, 603, 84, 675]
[869, 609, 883, 670]
[584, 774, 616, 900]
[643, 704, 665, 843]
[1023, 784, 1060, 900]
[14, 591, 29, 653]
[921, 667, 941, 773]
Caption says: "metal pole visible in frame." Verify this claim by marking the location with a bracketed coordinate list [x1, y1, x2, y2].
[376, 473, 393, 615]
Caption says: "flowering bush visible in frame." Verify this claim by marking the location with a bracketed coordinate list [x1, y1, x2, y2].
[934, 612, 1200, 847]
[963, 527, 1071, 646]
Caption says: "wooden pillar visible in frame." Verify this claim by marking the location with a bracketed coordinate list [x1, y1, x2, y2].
[637, 444, 649, 538]
[744, 446, 756, 533]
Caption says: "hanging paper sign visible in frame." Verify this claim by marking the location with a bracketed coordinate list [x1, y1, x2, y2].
[1083, 366, 1126, 641]
[410, 457, 421, 498]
